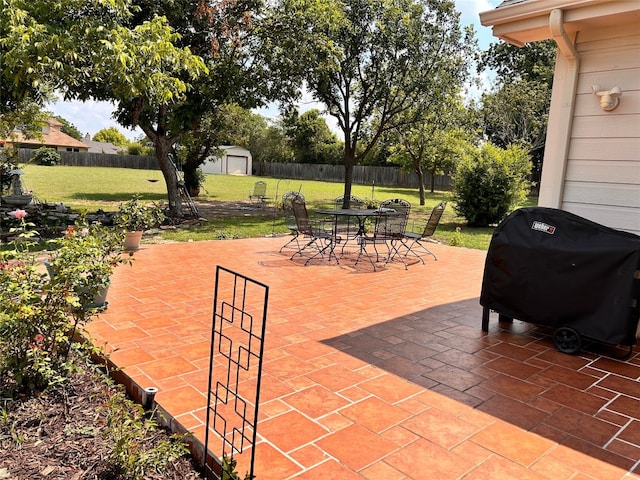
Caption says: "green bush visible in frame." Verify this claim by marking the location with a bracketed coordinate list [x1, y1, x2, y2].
[0, 212, 129, 394]
[31, 147, 60, 166]
[452, 143, 531, 227]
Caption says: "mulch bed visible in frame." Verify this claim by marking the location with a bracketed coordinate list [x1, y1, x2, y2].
[0, 366, 202, 480]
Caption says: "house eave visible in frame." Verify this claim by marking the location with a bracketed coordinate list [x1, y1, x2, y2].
[480, 0, 640, 45]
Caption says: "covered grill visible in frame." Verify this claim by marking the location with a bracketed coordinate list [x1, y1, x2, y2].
[480, 207, 640, 354]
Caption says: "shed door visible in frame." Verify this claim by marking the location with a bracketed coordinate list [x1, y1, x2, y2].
[227, 155, 248, 174]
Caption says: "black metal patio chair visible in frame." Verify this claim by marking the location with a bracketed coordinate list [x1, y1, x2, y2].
[290, 196, 340, 265]
[401, 201, 446, 262]
[279, 191, 305, 253]
[356, 198, 411, 270]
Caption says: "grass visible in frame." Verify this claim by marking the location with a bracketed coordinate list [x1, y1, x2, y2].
[20, 165, 537, 250]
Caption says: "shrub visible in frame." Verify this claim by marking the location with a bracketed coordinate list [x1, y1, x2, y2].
[452, 143, 531, 227]
[31, 147, 60, 166]
[0, 212, 129, 394]
[115, 195, 165, 232]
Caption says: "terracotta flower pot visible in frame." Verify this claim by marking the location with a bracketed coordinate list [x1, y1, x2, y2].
[124, 231, 143, 251]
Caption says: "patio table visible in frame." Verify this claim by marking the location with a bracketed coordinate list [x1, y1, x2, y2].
[316, 208, 399, 260]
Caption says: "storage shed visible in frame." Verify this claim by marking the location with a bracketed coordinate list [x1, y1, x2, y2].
[201, 145, 253, 175]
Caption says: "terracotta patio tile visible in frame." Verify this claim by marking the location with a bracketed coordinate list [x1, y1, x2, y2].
[291, 460, 362, 479]
[138, 355, 198, 380]
[258, 410, 327, 452]
[423, 364, 485, 391]
[317, 412, 354, 433]
[305, 365, 367, 391]
[263, 355, 317, 380]
[155, 384, 206, 417]
[402, 407, 480, 449]
[462, 455, 549, 480]
[471, 421, 555, 467]
[360, 461, 406, 480]
[535, 364, 599, 390]
[380, 425, 420, 448]
[543, 407, 621, 446]
[477, 394, 549, 431]
[108, 347, 155, 367]
[618, 419, 640, 445]
[590, 357, 640, 379]
[548, 442, 632, 480]
[358, 374, 423, 404]
[246, 442, 302, 480]
[288, 444, 329, 469]
[340, 396, 411, 433]
[596, 374, 640, 399]
[484, 356, 543, 380]
[479, 373, 546, 402]
[607, 394, 640, 419]
[284, 385, 349, 419]
[529, 455, 577, 480]
[540, 384, 608, 414]
[384, 438, 476, 479]
[316, 424, 397, 472]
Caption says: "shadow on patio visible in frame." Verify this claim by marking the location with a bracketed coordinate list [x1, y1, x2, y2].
[322, 298, 640, 477]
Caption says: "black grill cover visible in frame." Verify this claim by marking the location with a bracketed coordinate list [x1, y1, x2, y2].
[480, 207, 640, 346]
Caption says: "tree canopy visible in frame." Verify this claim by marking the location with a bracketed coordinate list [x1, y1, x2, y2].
[266, 0, 474, 207]
[93, 127, 130, 146]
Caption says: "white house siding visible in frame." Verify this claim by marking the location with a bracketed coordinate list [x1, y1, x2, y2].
[562, 24, 640, 235]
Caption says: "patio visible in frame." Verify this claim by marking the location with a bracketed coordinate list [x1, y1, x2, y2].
[88, 236, 640, 479]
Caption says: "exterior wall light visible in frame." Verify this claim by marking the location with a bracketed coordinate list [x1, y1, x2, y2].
[592, 85, 622, 111]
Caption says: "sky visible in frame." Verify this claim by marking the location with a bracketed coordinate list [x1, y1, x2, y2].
[47, 0, 502, 142]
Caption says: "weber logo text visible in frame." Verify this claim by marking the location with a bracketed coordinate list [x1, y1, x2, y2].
[531, 221, 556, 234]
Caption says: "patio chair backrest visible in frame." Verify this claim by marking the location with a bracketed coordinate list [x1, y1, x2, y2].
[291, 196, 314, 236]
[251, 181, 267, 198]
[334, 195, 365, 210]
[421, 201, 447, 238]
[377, 198, 411, 237]
[282, 191, 305, 231]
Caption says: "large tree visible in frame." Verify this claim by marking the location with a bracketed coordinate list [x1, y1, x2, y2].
[266, 0, 473, 207]
[1, 0, 207, 217]
[110, 0, 293, 215]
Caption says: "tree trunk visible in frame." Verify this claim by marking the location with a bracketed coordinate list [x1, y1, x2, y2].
[154, 137, 182, 218]
[429, 167, 436, 193]
[342, 147, 355, 209]
[416, 169, 426, 206]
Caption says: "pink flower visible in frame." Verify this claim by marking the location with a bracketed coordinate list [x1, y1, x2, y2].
[12, 209, 27, 219]
[81, 228, 89, 237]
[34, 334, 45, 344]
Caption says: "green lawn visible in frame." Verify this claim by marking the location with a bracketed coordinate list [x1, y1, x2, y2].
[21, 165, 537, 250]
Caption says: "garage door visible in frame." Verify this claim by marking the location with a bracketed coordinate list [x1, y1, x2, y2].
[227, 155, 248, 174]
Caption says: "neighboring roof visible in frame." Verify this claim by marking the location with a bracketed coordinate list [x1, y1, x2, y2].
[82, 135, 122, 154]
[480, 0, 640, 46]
[4, 118, 88, 150]
[84, 140, 122, 154]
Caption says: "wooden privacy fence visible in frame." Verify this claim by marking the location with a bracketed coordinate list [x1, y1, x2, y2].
[16, 149, 452, 189]
[257, 162, 451, 189]
[18, 150, 159, 170]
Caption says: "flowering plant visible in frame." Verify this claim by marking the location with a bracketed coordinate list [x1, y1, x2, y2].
[0, 212, 130, 394]
[47, 218, 132, 299]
